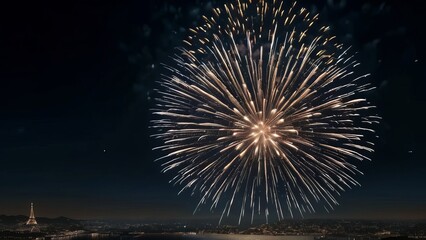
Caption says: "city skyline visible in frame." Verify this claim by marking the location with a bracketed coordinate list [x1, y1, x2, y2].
[0, 0, 425, 224]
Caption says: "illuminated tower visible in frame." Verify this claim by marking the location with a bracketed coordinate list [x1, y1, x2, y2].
[26, 203, 37, 225]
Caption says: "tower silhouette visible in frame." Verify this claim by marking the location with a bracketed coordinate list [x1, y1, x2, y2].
[26, 203, 37, 225]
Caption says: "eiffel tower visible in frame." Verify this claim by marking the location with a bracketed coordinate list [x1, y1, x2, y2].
[26, 203, 37, 225]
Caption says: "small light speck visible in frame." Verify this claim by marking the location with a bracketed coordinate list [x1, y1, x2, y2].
[103, 149, 106, 153]
[151, 64, 155, 69]
[414, 59, 418, 63]
[408, 150, 413, 154]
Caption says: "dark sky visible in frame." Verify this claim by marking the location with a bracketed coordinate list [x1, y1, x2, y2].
[0, 0, 425, 223]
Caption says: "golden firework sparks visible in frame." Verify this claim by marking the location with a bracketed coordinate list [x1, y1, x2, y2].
[151, 0, 380, 224]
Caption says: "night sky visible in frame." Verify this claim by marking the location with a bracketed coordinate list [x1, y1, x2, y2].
[0, 0, 425, 223]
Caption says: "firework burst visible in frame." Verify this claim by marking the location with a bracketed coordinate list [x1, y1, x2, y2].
[151, 0, 380, 223]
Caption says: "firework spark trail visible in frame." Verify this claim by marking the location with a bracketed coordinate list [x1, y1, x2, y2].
[151, 0, 380, 224]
